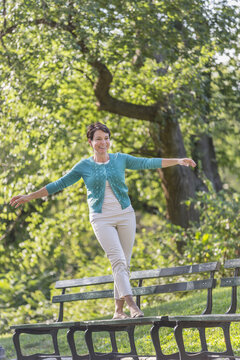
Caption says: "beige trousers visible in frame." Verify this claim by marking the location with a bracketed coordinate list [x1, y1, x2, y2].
[91, 211, 136, 299]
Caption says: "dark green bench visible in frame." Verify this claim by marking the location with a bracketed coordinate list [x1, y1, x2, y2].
[11, 261, 220, 360]
[164, 258, 240, 360]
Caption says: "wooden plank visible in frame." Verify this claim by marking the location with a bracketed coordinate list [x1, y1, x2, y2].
[10, 316, 165, 330]
[131, 279, 216, 296]
[221, 277, 240, 287]
[55, 275, 114, 289]
[10, 321, 87, 330]
[167, 314, 240, 322]
[130, 262, 220, 279]
[55, 262, 220, 289]
[83, 316, 161, 326]
[52, 289, 114, 303]
[224, 259, 240, 269]
[52, 279, 215, 303]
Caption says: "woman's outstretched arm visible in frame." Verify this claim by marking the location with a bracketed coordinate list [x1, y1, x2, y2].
[162, 158, 196, 168]
[9, 186, 49, 208]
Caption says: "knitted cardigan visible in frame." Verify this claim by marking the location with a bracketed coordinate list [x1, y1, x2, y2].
[46, 152, 162, 213]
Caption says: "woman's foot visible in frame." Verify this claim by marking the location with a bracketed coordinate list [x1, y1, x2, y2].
[113, 312, 129, 319]
[124, 295, 144, 318]
[130, 309, 144, 318]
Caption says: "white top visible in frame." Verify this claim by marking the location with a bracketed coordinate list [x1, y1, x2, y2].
[89, 160, 134, 221]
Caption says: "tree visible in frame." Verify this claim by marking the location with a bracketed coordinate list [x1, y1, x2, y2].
[0, 0, 239, 228]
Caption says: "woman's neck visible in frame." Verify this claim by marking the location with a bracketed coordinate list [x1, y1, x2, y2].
[93, 152, 109, 163]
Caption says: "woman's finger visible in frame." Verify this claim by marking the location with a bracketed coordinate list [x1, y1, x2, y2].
[9, 195, 21, 205]
[15, 202, 23, 208]
[10, 197, 23, 207]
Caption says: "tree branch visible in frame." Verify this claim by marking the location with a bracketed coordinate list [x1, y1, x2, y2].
[73, 67, 94, 86]
[0, 18, 75, 40]
[90, 60, 158, 121]
[3, 0, 7, 29]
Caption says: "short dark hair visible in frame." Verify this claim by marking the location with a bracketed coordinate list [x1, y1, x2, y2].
[87, 122, 111, 140]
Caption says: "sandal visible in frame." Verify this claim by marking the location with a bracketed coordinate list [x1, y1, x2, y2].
[113, 312, 129, 319]
[131, 311, 144, 318]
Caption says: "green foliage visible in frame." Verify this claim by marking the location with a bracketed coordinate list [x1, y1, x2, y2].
[184, 188, 240, 263]
[148, 187, 240, 266]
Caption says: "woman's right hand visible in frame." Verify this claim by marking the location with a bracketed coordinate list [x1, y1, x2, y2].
[9, 194, 31, 208]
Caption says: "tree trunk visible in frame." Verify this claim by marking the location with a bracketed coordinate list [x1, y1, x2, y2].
[150, 117, 199, 228]
[192, 134, 222, 192]
[193, 66, 222, 192]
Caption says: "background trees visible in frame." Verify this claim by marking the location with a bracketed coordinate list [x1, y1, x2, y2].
[0, 0, 239, 333]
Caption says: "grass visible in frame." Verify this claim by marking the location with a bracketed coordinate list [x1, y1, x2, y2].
[1, 286, 240, 359]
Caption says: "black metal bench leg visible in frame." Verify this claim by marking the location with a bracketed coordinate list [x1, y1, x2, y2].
[50, 329, 60, 357]
[67, 328, 79, 360]
[13, 329, 61, 360]
[174, 323, 189, 360]
[84, 326, 139, 360]
[198, 327, 208, 352]
[151, 323, 179, 360]
[109, 331, 118, 353]
[151, 323, 163, 360]
[222, 323, 234, 357]
[85, 328, 97, 360]
[127, 326, 138, 360]
[13, 330, 23, 360]
[67, 328, 89, 360]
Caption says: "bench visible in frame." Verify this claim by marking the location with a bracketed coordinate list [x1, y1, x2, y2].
[162, 258, 240, 360]
[11, 261, 220, 360]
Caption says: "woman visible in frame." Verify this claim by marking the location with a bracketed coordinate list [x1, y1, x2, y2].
[10, 122, 196, 319]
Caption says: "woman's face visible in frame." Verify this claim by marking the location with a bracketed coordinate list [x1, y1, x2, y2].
[89, 130, 111, 155]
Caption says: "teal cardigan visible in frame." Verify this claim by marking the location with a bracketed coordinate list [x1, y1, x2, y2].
[46, 152, 162, 213]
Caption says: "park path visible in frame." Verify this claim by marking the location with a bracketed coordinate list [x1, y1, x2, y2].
[42, 358, 156, 360]
[36, 358, 157, 360]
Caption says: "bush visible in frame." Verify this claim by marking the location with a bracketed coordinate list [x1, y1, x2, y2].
[146, 188, 240, 267]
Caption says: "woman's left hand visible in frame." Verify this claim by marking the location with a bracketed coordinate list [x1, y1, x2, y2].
[178, 158, 196, 167]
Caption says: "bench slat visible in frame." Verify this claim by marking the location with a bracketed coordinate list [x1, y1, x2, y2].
[52, 279, 216, 303]
[55, 262, 220, 289]
[224, 259, 240, 269]
[55, 275, 114, 289]
[132, 279, 216, 296]
[167, 314, 240, 322]
[53, 289, 114, 302]
[131, 262, 219, 279]
[221, 277, 240, 287]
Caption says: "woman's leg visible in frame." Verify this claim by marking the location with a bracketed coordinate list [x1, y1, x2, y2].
[116, 212, 144, 317]
[114, 299, 128, 319]
[91, 217, 133, 318]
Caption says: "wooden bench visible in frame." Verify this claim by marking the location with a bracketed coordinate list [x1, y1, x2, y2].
[162, 258, 240, 360]
[11, 261, 220, 360]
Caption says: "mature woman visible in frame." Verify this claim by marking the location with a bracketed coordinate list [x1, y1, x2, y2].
[10, 122, 196, 319]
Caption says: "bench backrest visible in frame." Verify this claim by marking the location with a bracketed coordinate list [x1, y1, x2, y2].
[53, 261, 220, 321]
[220, 259, 240, 314]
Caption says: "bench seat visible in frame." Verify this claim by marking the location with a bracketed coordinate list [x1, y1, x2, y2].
[11, 316, 163, 329]
[12, 313, 240, 331]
